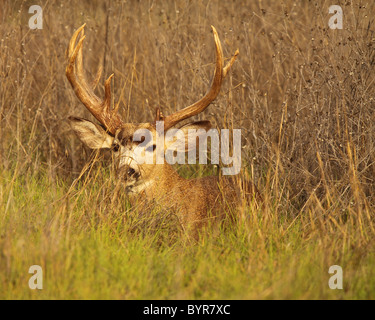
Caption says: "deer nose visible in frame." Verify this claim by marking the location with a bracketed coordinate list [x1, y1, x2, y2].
[128, 168, 136, 176]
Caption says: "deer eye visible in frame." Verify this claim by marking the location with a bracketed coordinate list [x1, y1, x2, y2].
[112, 143, 120, 152]
[133, 136, 146, 145]
[145, 144, 157, 153]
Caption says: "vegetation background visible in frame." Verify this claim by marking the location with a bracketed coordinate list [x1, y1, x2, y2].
[0, 0, 374, 299]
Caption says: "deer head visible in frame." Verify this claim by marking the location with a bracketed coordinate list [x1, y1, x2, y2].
[67, 24, 238, 195]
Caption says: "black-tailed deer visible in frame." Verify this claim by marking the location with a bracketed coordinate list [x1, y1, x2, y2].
[66, 24, 260, 237]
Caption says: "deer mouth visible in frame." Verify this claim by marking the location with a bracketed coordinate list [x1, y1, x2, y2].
[120, 165, 141, 193]
[126, 167, 140, 180]
[120, 165, 141, 180]
[123, 167, 145, 194]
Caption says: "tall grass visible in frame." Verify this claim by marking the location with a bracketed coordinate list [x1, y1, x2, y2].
[0, 0, 374, 299]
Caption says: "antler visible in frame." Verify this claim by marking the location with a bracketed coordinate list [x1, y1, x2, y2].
[66, 24, 124, 135]
[160, 26, 239, 131]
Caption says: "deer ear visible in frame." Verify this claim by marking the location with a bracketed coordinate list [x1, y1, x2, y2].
[179, 121, 212, 132]
[163, 121, 211, 154]
[179, 121, 212, 152]
[69, 117, 114, 149]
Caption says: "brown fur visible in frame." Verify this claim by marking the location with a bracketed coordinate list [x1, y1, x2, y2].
[121, 154, 261, 236]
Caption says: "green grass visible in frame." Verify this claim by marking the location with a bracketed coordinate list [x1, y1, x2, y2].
[1, 166, 374, 300]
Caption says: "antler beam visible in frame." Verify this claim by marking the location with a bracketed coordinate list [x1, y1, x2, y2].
[161, 26, 239, 130]
[66, 24, 124, 135]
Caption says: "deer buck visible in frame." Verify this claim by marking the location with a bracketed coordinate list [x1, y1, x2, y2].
[66, 24, 261, 237]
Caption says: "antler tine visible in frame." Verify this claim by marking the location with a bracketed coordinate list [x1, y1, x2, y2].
[66, 24, 124, 135]
[162, 26, 238, 131]
[155, 107, 164, 122]
[68, 24, 85, 60]
[91, 65, 103, 90]
[224, 49, 239, 78]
